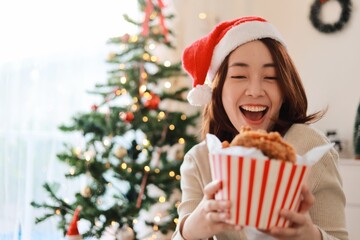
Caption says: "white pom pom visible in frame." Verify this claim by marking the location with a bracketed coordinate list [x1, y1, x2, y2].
[187, 84, 212, 106]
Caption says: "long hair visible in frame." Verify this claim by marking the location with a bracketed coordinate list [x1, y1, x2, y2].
[201, 38, 325, 142]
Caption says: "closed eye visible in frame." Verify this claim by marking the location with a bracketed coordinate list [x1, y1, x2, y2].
[231, 75, 246, 79]
[264, 76, 278, 80]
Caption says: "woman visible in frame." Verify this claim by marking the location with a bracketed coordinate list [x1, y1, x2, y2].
[172, 16, 348, 240]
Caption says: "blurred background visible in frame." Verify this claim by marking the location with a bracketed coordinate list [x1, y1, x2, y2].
[1, 0, 359, 239]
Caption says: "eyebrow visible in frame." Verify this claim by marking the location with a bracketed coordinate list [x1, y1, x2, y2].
[229, 62, 275, 68]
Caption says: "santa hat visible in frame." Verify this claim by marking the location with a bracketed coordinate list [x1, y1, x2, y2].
[182, 16, 286, 106]
[66, 207, 83, 240]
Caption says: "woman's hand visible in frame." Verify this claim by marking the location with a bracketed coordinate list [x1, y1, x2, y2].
[181, 180, 241, 239]
[266, 184, 322, 240]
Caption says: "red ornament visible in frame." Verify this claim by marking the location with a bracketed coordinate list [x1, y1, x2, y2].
[144, 93, 160, 109]
[91, 104, 98, 111]
[120, 112, 134, 122]
[121, 33, 130, 42]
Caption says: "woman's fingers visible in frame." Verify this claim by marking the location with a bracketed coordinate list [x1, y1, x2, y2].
[204, 199, 230, 212]
[203, 180, 222, 199]
[299, 184, 315, 213]
[205, 211, 230, 222]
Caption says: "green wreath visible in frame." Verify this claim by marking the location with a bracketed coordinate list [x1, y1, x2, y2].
[310, 0, 352, 33]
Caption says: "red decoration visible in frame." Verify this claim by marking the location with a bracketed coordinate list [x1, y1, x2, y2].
[121, 33, 130, 42]
[91, 104, 98, 111]
[136, 172, 149, 208]
[141, 0, 168, 42]
[144, 93, 160, 109]
[66, 207, 82, 239]
[120, 112, 134, 122]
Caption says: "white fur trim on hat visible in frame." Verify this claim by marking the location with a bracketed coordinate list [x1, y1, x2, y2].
[207, 21, 286, 81]
[187, 84, 212, 106]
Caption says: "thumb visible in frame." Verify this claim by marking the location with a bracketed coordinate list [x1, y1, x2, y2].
[299, 184, 315, 213]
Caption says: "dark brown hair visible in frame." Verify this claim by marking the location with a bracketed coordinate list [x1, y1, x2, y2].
[201, 38, 325, 142]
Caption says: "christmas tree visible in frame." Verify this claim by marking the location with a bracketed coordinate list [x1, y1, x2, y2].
[31, 0, 199, 239]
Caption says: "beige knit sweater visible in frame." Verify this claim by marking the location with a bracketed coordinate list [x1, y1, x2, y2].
[172, 124, 348, 240]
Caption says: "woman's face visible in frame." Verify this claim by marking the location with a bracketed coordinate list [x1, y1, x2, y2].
[222, 40, 283, 132]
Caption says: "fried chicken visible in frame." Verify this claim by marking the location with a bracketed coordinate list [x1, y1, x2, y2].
[224, 126, 296, 163]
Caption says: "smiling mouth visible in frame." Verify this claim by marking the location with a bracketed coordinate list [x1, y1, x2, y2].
[240, 105, 268, 121]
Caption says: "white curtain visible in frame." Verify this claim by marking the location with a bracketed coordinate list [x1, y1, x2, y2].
[0, 0, 139, 239]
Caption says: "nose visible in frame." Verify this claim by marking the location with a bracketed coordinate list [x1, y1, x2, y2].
[245, 79, 265, 97]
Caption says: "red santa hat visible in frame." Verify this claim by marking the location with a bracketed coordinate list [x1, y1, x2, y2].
[66, 207, 83, 240]
[182, 16, 286, 106]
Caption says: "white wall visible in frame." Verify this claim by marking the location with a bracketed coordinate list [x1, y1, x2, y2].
[173, 0, 360, 158]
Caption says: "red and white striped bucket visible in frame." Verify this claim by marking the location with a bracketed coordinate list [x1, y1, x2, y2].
[209, 153, 311, 230]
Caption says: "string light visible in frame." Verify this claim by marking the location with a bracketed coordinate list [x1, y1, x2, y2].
[158, 111, 165, 120]
[121, 163, 127, 169]
[153, 225, 159, 231]
[164, 81, 172, 88]
[131, 104, 138, 111]
[55, 209, 61, 215]
[198, 12, 207, 19]
[114, 89, 122, 96]
[176, 175, 181, 180]
[150, 56, 157, 62]
[169, 124, 175, 130]
[143, 139, 150, 147]
[103, 137, 111, 147]
[120, 76, 127, 84]
[148, 43, 156, 50]
[174, 218, 179, 224]
[69, 167, 75, 175]
[133, 219, 138, 224]
[169, 171, 175, 177]
[144, 166, 151, 172]
[154, 168, 160, 174]
[119, 63, 126, 70]
[72, 147, 81, 157]
[159, 196, 166, 203]
[130, 35, 138, 42]
[143, 91, 151, 98]
[178, 138, 185, 144]
[154, 215, 161, 222]
[181, 114, 187, 120]
[164, 60, 171, 67]
[142, 116, 149, 122]
[140, 85, 147, 94]
[141, 72, 148, 79]
[143, 53, 150, 61]
[127, 168, 132, 173]
[84, 151, 95, 161]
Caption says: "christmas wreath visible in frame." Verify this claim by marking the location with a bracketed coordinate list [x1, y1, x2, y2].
[310, 0, 352, 33]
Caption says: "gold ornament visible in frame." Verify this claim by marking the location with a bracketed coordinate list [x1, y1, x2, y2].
[114, 146, 128, 159]
[81, 186, 92, 198]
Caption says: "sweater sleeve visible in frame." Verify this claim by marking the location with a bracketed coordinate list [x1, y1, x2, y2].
[172, 147, 205, 240]
[309, 149, 348, 240]
[285, 124, 349, 240]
